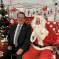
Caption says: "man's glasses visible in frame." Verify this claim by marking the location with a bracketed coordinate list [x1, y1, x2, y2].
[18, 17, 24, 19]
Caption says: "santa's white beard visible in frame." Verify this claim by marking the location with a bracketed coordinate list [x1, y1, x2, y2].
[34, 24, 48, 39]
[35, 24, 42, 29]
[34, 25, 43, 37]
[34, 24, 43, 33]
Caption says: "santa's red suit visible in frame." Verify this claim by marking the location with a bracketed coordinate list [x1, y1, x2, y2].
[22, 15, 56, 59]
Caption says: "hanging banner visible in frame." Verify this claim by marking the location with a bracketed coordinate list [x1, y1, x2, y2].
[32, 9, 36, 17]
[25, 9, 32, 17]
[8, 6, 59, 18]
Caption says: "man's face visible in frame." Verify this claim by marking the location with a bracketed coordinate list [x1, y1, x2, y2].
[36, 17, 40, 25]
[17, 14, 25, 25]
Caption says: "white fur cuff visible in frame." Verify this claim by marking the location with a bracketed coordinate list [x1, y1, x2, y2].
[30, 31, 36, 42]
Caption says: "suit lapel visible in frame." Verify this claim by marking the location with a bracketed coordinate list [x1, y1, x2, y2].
[13, 24, 17, 35]
[18, 23, 26, 37]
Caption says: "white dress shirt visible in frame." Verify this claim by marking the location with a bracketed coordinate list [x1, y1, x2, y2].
[13, 23, 23, 45]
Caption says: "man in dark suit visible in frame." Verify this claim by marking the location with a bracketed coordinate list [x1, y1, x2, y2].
[1, 12, 31, 59]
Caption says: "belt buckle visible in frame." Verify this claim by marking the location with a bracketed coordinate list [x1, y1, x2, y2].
[38, 45, 43, 48]
[40, 46, 43, 48]
[38, 45, 40, 48]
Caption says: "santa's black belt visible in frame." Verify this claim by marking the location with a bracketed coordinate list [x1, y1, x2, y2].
[33, 43, 46, 48]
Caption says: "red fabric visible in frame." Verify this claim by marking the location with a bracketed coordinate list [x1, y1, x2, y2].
[43, 33, 54, 46]
[46, 21, 59, 46]
[34, 38, 38, 45]
[22, 45, 56, 59]
[0, 45, 7, 51]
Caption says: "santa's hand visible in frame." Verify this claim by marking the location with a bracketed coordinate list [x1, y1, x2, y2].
[41, 28, 45, 34]
[39, 28, 49, 40]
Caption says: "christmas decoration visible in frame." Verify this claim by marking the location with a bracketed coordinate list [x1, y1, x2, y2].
[0, 0, 10, 42]
[10, 19, 14, 23]
[9, 6, 59, 18]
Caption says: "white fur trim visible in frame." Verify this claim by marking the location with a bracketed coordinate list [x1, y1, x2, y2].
[31, 44, 53, 50]
[41, 28, 46, 33]
[38, 38, 44, 45]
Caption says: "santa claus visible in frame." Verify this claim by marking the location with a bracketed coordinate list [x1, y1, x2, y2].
[22, 15, 56, 59]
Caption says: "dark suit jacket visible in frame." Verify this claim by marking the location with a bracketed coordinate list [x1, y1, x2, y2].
[7, 23, 31, 51]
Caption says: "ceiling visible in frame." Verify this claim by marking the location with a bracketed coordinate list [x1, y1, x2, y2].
[0, 0, 59, 8]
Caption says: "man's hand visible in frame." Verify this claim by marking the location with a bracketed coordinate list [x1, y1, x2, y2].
[16, 48, 24, 55]
[7, 46, 12, 50]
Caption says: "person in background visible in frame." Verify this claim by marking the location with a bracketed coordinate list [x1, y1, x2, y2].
[1, 12, 31, 59]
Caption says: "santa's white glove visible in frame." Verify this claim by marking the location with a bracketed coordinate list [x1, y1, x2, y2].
[39, 28, 49, 40]
[41, 28, 46, 34]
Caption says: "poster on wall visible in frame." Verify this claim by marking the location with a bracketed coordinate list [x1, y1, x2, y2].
[32, 9, 36, 17]
[25, 9, 32, 17]
[43, 11, 48, 18]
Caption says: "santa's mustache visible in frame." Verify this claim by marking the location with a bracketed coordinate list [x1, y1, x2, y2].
[34, 24, 43, 33]
[35, 24, 42, 28]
